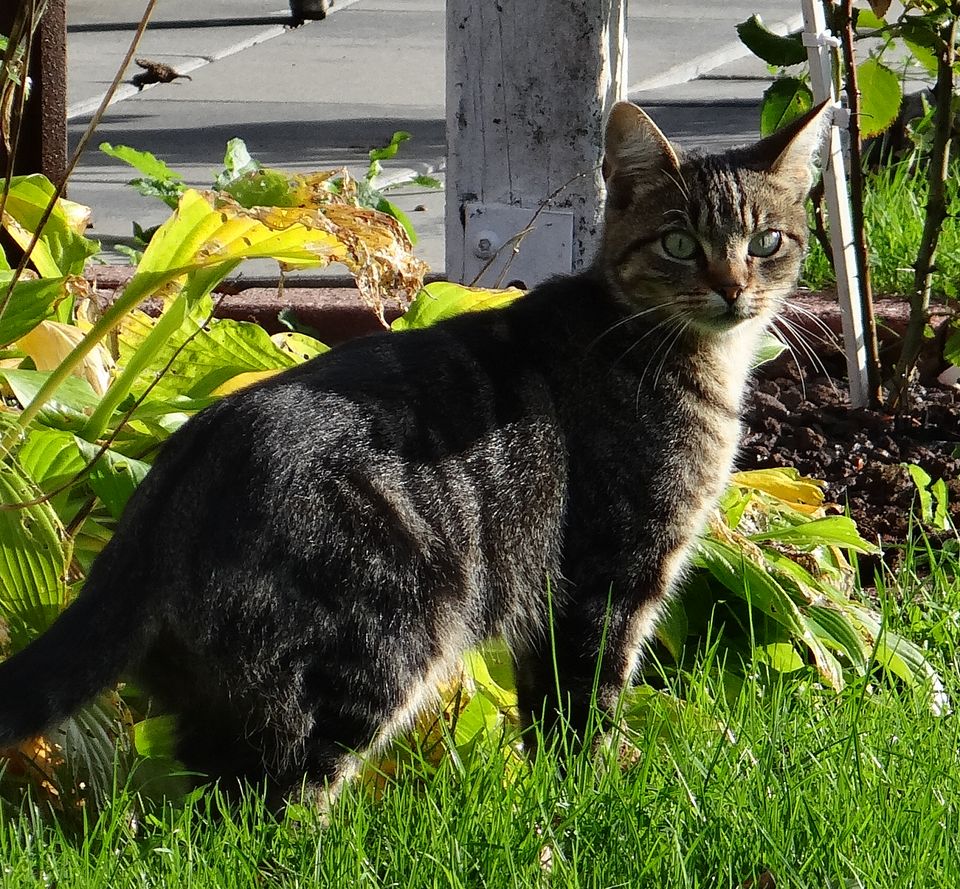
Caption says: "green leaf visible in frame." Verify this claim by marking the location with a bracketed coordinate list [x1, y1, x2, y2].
[753, 332, 787, 367]
[223, 170, 295, 209]
[931, 478, 951, 530]
[75, 438, 151, 520]
[755, 641, 805, 673]
[0, 368, 102, 433]
[748, 516, 880, 553]
[376, 197, 417, 245]
[99, 143, 184, 185]
[854, 9, 887, 31]
[133, 715, 179, 759]
[215, 138, 260, 189]
[856, 59, 902, 139]
[736, 15, 807, 67]
[944, 328, 960, 365]
[0, 457, 68, 646]
[16, 427, 87, 491]
[0, 273, 68, 347]
[904, 462, 934, 524]
[655, 600, 689, 662]
[368, 131, 412, 166]
[760, 78, 815, 137]
[848, 605, 948, 713]
[695, 538, 843, 688]
[392, 282, 524, 331]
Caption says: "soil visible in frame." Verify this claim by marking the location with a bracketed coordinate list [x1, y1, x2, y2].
[739, 293, 960, 554]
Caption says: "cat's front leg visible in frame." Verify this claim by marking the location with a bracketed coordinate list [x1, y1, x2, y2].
[513, 591, 663, 758]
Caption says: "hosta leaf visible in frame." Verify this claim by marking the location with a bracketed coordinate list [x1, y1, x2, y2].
[732, 467, 826, 512]
[0, 457, 68, 645]
[75, 439, 151, 520]
[18, 319, 114, 396]
[748, 516, 879, 553]
[1, 175, 98, 277]
[736, 15, 807, 67]
[0, 368, 101, 431]
[17, 427, 87, 491]
[753, 332, 788, 366]
[51, 694, 128, 808]
[695, 537, 843, 688]
[805, 604, 870, 671]
[392, 281, 524, 331]
[0, 274, 69, 347]
[848, 605, 948, 713]
[856, 59, 902, 138]
[760, 78, 815, 137]
[118, 295, 302, 400]
[655, 600, 689, 662]
[463, 644, 517, 711]
[755, 641, 805, 673]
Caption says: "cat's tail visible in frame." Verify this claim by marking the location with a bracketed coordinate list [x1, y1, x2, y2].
[0, 509, 155, 748]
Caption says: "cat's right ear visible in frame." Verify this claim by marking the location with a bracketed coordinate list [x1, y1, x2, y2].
[603, 102, 681, 209]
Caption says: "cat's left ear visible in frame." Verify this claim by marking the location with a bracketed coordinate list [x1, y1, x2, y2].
[748, 101, 831, 194]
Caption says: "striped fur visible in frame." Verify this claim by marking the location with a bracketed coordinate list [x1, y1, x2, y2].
[0, 103, 826, 803]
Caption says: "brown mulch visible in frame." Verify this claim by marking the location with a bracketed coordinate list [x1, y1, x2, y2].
[738, 293, 960, 550]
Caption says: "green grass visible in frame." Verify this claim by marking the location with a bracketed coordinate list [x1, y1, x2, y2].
[2, 539, 959, 889]
[802, 158, 960, 299]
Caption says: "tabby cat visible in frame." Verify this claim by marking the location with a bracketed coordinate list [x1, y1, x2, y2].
[0, 101, 826, 804]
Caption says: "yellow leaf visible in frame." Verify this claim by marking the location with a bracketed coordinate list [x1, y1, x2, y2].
[731, 468, 825, 511]
[210, 369, 283, 396]
[17, 320, 114, 396]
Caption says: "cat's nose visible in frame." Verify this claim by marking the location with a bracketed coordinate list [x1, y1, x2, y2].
[717, 283, 744, 305]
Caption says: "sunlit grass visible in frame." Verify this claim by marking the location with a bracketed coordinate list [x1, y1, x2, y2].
[802, 158, 960, 299]
[2, 536, 958, 888]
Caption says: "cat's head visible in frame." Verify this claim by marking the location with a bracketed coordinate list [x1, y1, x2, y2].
[599, 101, 828, 336]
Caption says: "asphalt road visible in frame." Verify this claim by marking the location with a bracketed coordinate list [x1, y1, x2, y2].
[66, 0, 803, 274]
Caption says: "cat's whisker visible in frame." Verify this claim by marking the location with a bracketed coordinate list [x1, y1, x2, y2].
[651, 315, 693, 393]
[775, 315, 840, 396]
[784, 300, 843, 347]
[587, 304, 670, 354]
[612, 313, 682, 373]
[769, 320, 809, 401]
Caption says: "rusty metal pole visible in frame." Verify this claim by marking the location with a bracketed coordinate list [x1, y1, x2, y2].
[0, 0, 67, 182]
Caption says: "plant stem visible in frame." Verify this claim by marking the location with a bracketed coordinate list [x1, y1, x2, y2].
[888, 16, 957, 411]
[839, 0, 883, 409]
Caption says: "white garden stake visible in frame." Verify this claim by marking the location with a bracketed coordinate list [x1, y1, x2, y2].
[800, 0, 870, 408]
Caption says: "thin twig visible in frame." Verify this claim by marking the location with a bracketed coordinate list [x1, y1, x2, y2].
[468, 166, 596, 288]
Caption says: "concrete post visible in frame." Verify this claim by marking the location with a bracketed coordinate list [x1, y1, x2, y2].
[445, 0, 626, 287]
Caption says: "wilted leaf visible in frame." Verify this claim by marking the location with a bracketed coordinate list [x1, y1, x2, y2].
[731, 468, 826, 512]
[18, 319, 114, 396]
[1, 175, 99, 277]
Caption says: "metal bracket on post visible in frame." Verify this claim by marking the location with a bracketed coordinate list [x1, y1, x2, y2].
[461, 203, 574, 290]
[800, 0, 870, 409]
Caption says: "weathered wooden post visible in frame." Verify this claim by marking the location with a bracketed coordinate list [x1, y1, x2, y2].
[0, 0, 67, 182]
[445, 0, 626, 287]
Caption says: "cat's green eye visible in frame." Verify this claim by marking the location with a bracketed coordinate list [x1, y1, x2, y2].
[748, 229, 782, 258]
[660, 230, 699, 260]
